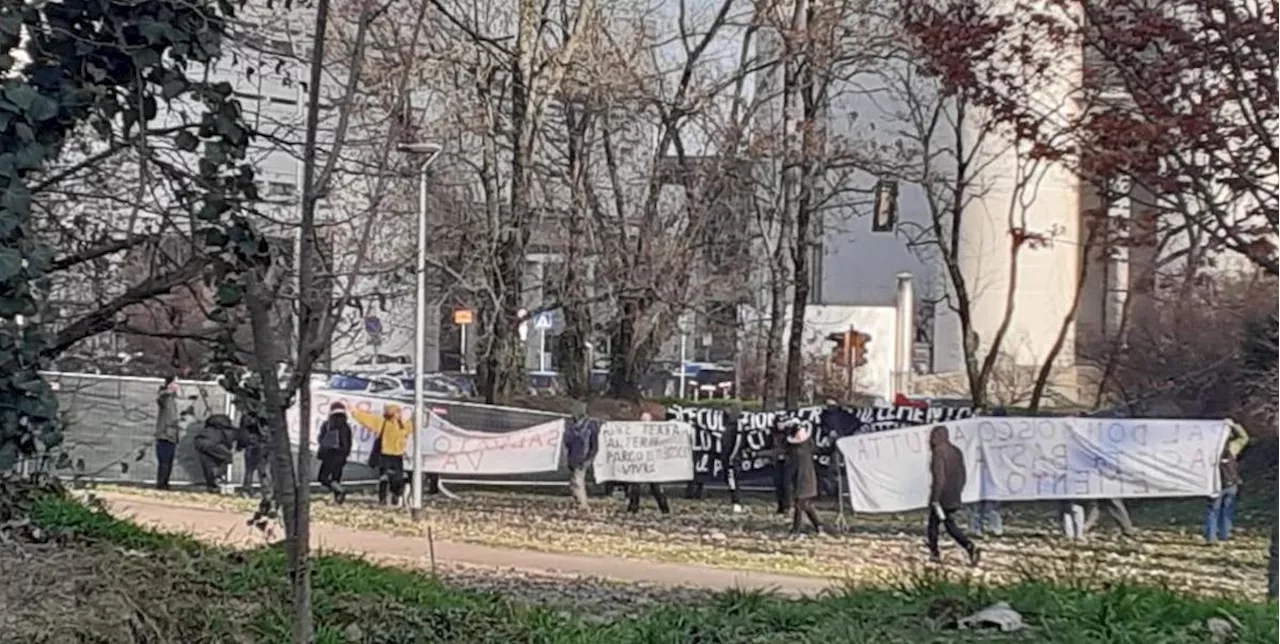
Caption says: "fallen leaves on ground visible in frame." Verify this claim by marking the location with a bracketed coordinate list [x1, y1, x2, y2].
[94, 485, 1271, 602]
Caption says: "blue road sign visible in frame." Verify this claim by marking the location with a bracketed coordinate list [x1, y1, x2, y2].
[364, 316, 382, 335]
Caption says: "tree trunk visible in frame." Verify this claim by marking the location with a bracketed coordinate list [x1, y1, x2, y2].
[1269, 463, 1280, 599]
[607, 297, 643, 401]
[762, 252, 788, 409]
[559, 102, 591, 398]
[1028, 225, 1095, 412]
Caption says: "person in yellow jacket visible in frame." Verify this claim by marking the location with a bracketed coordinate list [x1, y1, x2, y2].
[372, 404, 411, 506]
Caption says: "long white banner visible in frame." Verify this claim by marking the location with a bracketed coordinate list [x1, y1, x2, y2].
[593, 421, 695, 483]
[286, 392, 565, 474]
[837, 417, 1230, 513]
[419, 414, 564, 475]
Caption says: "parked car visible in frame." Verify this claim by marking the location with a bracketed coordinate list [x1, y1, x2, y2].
[345, 353, 412, 375]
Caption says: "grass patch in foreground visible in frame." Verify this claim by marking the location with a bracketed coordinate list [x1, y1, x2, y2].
[23, 494, 1279, 644]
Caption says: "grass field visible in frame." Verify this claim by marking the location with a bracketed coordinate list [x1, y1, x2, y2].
[94, 482, 1275, 602]
[3, 486, 1276, 644]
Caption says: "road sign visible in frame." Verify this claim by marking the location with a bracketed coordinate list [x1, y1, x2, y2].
[534, 312, 553, 330]
[453, 309, 473, 325]
[364, 316, 382, 335]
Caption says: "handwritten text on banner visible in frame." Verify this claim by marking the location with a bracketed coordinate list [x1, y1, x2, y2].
[837, 417, 1229, 513]
[593, 421, 695, 483]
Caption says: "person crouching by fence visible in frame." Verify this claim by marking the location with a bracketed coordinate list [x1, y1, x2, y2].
[194, 413, 238, 493]
[626, 412, 671, 515]
[317, 402, 353, 505]
[927, 425, 980, 566]
[781, 417, 823, 537]
[564, 401, 599, 512]
[371, 404, 410, 506]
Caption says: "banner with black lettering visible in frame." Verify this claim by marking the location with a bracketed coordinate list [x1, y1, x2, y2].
[838, 416, 1229, 513]
[666, 404, 973, 486]
[593, 421, 696, 483]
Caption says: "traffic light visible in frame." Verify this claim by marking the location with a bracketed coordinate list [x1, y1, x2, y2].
[828, 331, 850, 366]
[850, 331, 869, 367]
[872, 179, 898, 232]
[827, 329, 870, 367]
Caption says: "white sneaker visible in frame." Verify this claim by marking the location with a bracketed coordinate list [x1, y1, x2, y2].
[732, 504, 744, 514]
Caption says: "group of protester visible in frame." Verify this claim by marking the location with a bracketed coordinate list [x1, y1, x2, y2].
[154, 377, 423, 508]
[154, 378, 1253, 562]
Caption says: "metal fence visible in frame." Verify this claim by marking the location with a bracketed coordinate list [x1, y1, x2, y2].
[45, 371, 232, 487]
[38, 372, 571, 489]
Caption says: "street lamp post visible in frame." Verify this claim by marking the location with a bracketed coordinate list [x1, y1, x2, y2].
[399, 142, 442, 521]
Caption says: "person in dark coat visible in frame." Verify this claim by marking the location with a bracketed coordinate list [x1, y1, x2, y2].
[782, 417, 822, 535]
[721, 403, 745, 513]
[770, 417, 793, 515]
[153, 375, 182, 490]
[927, 425, 979, 565]
[626, 411, 671, 514]
[563, 401, 599, 512]
[316, 401, 353, 504]
[193, 413, 238, 492]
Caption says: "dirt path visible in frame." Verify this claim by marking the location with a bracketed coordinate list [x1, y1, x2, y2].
[98, 492, 838, 597]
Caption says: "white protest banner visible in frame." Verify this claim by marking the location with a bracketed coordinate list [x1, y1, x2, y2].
[593, 421, 695, 483]
[287, 392, 564, 474]
[418, 414, 564, 474]
[837, 416, 1230, 513]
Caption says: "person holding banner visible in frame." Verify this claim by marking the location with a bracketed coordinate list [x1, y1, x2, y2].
[371, 404, 410, 506]
[782, 417, 823, 536]
[970, 407, 1006, 538]
[770, 420, 793, 515]
[564, 401, 600, 512]
[926, 425, 980, 565]
[1204, 420, 1249, 545]
[625, 412, 672, 514]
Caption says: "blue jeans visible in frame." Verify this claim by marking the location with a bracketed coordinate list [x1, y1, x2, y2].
[155, 440, 176, 490]
[1204, 485, 1238, 543]
[969, 500, 1003, 536]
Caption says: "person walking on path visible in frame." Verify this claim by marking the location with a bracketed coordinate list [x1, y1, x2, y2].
[626, 411, 671, 515]
[927, 425, 979, 565]
[317, 402, 353, 504]
[1205, 420, 1250, 545]
[372, 404, 411, 506]
[782, 417, 823, 536]
[564, 401, 599, 512]
[153, 376, 182, 490]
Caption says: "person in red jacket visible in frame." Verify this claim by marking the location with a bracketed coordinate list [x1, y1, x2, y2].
[927, 425, 980, 566]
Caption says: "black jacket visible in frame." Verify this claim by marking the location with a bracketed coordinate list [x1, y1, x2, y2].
[195, 414, 238, 450]
[317, 413, 353, 458]
[928, 425, 966, 511]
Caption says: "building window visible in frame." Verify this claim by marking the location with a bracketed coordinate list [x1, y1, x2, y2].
[268, 181, 296, 197]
